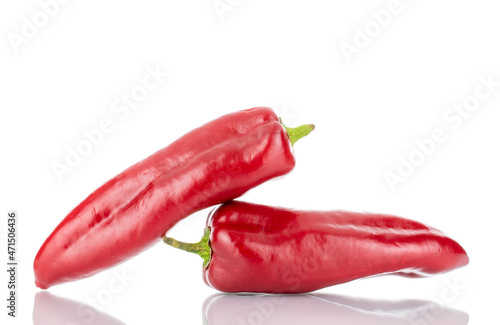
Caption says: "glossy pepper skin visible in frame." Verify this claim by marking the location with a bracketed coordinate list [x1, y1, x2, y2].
[164, 201, 469, 294]
[34, 108, 314, 289]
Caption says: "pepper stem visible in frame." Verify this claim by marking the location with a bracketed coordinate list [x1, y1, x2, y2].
[163, 227, 212, 269]
[280, 118, 315, 146]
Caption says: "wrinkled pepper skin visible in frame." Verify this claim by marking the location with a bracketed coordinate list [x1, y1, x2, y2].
[34, 108, 312, 289]
[189, 201, 468, 293]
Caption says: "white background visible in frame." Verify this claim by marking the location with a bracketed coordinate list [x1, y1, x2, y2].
[1, 0, 499, 324]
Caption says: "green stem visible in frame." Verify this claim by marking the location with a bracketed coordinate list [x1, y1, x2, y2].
[163, 227, 212, 269]
[280, 118, 315, 146]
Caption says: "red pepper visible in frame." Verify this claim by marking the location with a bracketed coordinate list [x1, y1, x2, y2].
[34, 108, 314, 289]
[164, 201, 469, 293]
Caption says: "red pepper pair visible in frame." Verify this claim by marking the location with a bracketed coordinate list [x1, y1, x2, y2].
[35, 107, 468, 292]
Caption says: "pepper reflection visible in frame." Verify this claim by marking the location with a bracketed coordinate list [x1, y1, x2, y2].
[33, 292, 126, 325]
[202, 293, 469, 325]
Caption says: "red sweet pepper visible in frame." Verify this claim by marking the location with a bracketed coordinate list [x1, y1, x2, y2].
[164, 201, 469, 293]
[34, 108, 314, 289]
